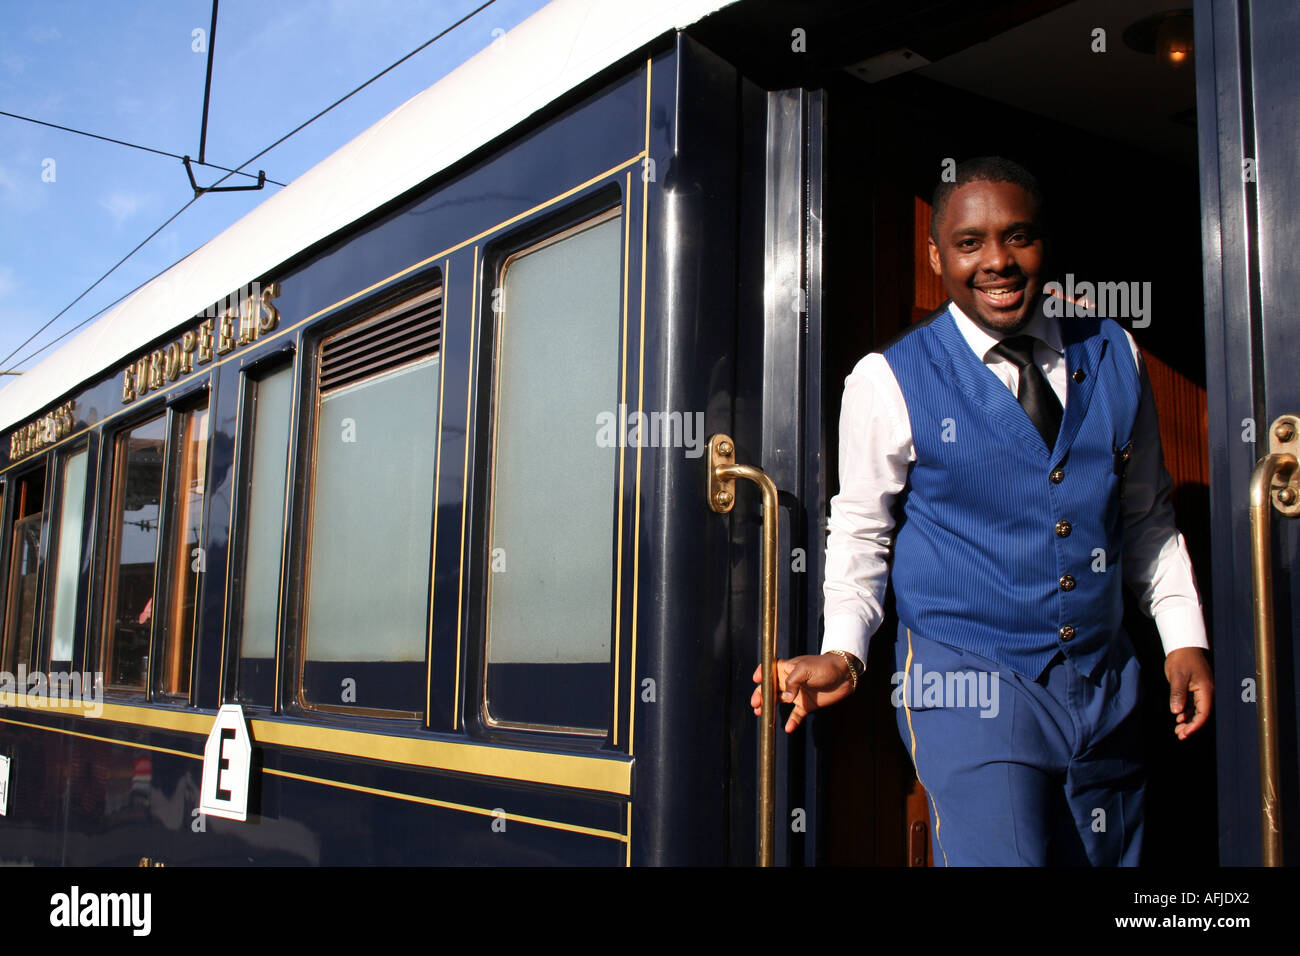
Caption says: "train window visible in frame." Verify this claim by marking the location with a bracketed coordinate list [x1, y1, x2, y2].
[300, 286, 442, 717]
[154, 403, 209, 699]
[47, 448, 89, 668]
[2, 467, 47, 674]
[3, 515, 43, 673]
[235, 363, 293, 706]
[101, 415, 166, 693]
[484, 211, 621, 733]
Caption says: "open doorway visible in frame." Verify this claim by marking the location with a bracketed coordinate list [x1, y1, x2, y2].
[815, 0, 1215, 865]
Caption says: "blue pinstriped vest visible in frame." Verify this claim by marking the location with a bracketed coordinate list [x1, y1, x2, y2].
[883, 305, 1142, 680]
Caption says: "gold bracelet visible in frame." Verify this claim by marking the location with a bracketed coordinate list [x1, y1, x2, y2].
[827, 649, 860, 693]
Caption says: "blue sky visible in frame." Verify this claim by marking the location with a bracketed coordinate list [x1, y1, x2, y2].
[0, 0, 549, 380]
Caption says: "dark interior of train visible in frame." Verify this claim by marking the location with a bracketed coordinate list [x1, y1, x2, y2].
[699, 0, 1214, 865]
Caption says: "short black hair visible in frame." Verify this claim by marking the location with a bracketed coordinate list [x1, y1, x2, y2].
[930, 156, 1045, 242]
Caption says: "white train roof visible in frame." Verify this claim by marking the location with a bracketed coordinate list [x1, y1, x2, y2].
[0, 0, 736, 431]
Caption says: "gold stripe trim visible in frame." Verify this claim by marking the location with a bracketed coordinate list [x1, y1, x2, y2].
[248, 719, 632, 795]
[0, 713, 200, 760]
[0, 697, 631, 795]
[612, 171, 631, 746]
[0, 696, 217, 734]
[264, 767, 626, 843]
[1, 153, 646, 477]
[0, 712, 629, 837]
[425, 258, 451, 727]
[903, 628, 948, 867]
[273, 359, 301, 712]
[0, 714, 624, 841]
[453, 244, 479, 730]
[627, 58, 652, 760]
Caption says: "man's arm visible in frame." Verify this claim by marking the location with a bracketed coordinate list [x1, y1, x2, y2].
[1119, 336, 1213, 738]
[751, 353, 913, 732]
[821, 352, 914, 663]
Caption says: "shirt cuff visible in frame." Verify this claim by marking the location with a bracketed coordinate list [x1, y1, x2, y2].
[821, 614, 872, 668]
[1153, 602, 1210, 655]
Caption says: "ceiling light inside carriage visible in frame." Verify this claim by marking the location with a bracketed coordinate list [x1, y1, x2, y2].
[1123, 9, 1194, 69]
[846, 48, 931, 84]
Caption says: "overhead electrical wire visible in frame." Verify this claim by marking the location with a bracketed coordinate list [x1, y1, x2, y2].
[1, 254, 189, 373]
[1, 0, 498, 375]
[0, 198, 204, 372]
[0, 110, 284, 185]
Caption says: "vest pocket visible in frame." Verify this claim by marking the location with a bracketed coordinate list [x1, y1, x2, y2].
[1113, 438, 1134, 498]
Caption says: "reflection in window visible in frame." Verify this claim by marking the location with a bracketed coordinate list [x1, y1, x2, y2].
[157, 405, 208, 698]
[237, 364, 292, 705]
[301, 288, 441, 716]
[3, 469, 46, 674]
[486, 212, 621, 732]
[3, 514, 43, 673]
[103, 416, 166, 692]
[48, 450, 88, 666]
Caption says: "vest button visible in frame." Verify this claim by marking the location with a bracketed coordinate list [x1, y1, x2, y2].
[1049, 468, 1065, 484]
[1073, 368, 1086, 383]
[1059, 574, 1076, 591]
[1059, 624, 1076, 641]
[1055, 520, 1072, 537]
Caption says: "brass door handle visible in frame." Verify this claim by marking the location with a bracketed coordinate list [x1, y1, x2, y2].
[1248, 414, 1300, 867]
[707, 433, 780, 867]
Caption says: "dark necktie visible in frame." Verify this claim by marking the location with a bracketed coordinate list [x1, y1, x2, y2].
[988, 335, 1063, 449]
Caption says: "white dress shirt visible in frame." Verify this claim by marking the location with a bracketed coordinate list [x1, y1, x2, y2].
[821, 299, 1209, 667]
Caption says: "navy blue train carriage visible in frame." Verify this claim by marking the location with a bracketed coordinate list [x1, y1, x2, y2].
[0, 0, 1295, 866]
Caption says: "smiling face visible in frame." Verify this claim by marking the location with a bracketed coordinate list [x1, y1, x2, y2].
[928, 179, 1046, 335]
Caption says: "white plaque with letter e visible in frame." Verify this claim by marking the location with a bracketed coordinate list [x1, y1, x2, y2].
[200, 704, 253, 822]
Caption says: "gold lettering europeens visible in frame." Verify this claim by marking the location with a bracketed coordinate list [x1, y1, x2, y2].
[136, 357, 151, 398]
[148, 350, 165, 390]
[165, 343, 182, 382]
[259, 282, 280, 333]
[108, 280, 283, 407]
[180, 331, 196, 374]
[238, 294, 257, 345]
[217, 309, 236, 355]
[197, 319, 214, 364]
[5, 400, 76, 462]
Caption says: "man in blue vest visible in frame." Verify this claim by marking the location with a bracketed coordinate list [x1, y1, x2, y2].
[752, 156, 1213, 865]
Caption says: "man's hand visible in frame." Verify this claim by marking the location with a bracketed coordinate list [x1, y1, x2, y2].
[750, 653, 856, 734]
[1165, 647, 1213, 740]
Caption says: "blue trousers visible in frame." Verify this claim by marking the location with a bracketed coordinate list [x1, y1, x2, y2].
[893, 626, 1145, 866]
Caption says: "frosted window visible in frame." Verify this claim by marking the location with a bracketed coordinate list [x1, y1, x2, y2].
[303, 357, 438, 713]
[486, 214, 621, 730]
[48, 450, 88, 664]
[240, 366, 292, 663]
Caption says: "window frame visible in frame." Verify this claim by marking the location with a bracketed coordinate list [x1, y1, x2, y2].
[151, 397, 211, 702]
[291, 281, 444, 721]
[1, 462, 51, 678]
[475, 199, 625, 739]
[42, 441, 92, 673]
[96, 383, 211, 702]
[98, 409, 168, 696]
[226, 350, 297, 711]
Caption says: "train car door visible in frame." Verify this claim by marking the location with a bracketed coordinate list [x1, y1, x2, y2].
[723, 83, 826, 867]
[649, 33, 828, 865]
[1196, 0, 1300, 866]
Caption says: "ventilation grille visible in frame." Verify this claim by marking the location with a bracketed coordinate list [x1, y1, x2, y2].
[319, 288, 442, 393]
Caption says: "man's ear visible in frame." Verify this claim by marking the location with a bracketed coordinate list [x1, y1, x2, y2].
[927, 236, 942, 276]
